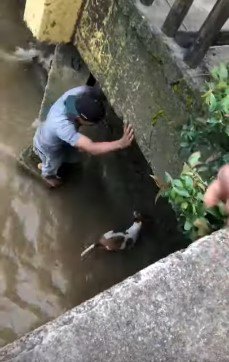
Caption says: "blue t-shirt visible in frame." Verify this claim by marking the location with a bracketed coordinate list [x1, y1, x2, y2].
[34, 86, 90, 155]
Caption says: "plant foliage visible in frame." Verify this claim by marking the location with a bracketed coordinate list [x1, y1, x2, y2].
[158, 64, 229, 240]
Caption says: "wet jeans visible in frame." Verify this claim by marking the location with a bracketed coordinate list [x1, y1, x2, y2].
[33, 144, 81, 177]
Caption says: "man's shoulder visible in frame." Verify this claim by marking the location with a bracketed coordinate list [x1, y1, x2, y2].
[63, 85, 90, 98]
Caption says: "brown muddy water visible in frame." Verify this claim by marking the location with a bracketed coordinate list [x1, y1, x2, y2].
[0, 0, 185, 348]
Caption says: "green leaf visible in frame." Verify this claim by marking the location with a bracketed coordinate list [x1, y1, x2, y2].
[218, 63, 228, 81]
[172, 179, 183, 188]
[173, 187, 189, 197]
[216, 81, 228, 90]
[198, 182, 207, 192]
[181, 202, 188, 210]
[188, 152, 201, 167]
[223, 153, 229, 163]
[207, 118, 218, 126]
[165, 172, 173, 184]
[183, 175, 194, 189]
[209, 93, 217, 112]
[211, 63, 228, 81]
[184, 220, 192, 231]
[180, 142, 189, 148]
[198, 166, 208, 173]
[170, 189, 176, 200]
[182, 163, 192, 173]
[192, 203, 197, 215]
[151, 110, 165, 126]
[225, 125, 229, 137]
[196, 192, 203, 201]
[211, 67, 220, 81]
[202, 89, 212, 99]
[221, 95, 229, 114]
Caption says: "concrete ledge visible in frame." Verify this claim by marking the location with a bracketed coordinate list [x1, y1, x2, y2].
[24, 0, 84, 42]
[0, 228, 228, 361]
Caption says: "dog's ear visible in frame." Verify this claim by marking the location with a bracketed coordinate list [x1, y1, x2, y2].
[133, 211, 142, 221]
[135, 212, 154, 224]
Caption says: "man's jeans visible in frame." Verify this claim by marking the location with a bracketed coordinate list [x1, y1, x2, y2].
[33, 144, 81, 177]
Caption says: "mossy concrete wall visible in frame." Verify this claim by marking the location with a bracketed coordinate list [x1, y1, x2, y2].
[75, 0, 203, 177]
[24, 0, 84, 42]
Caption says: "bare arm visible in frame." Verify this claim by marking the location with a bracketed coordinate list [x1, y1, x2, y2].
[76, 123, 134, 156]
[76, 137, 122, 155]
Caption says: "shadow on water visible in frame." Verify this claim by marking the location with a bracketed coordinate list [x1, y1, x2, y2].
[0, 0, 186, 348]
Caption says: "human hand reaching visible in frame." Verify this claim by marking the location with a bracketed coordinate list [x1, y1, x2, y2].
[119, 123, 134, 149]
[204, 164, 229, 224]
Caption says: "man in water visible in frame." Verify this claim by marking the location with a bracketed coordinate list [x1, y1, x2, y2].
[34, 85, 134, 187]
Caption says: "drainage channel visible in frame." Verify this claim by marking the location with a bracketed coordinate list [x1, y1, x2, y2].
[0, 0, 187, 349]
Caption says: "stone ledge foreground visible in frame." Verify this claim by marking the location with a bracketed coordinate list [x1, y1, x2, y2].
[0, 229, 228, 362]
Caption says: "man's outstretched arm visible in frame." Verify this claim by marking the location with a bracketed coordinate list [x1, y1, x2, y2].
[76, 123, 134, 156]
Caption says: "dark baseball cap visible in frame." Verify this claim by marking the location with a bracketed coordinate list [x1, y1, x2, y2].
[65, 93, 105, 123]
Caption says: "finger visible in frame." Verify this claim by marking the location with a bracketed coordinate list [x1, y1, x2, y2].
[218, 164, 229, 199]
[129, 134, 134, 143]
[127, 133, 134, 143]
[128, 128, 134, 138]
[204, 180, 221, 208]
[126, 126, 133, 137]
[128, 133, 134, 142]
[126, 123, 133, 133]
[123, 122, 127, 132]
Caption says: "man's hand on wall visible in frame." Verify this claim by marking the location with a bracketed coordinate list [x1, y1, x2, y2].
[119, 123, 134, 149]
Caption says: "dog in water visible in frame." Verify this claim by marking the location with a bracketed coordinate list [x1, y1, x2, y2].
[81, 212, 146, 258]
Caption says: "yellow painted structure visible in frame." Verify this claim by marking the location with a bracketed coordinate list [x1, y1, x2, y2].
[24, 0, 84, 43]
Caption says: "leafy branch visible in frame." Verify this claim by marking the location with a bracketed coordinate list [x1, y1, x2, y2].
[155, 63, 229, 241]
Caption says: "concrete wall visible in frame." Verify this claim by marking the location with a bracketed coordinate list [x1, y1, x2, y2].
[74, 0, 203, 178]
[38, 43, 90, 121]
[0, 228, 228, 361]
[24, 0, 84, 42]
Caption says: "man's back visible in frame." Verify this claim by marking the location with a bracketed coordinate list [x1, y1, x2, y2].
[34, 86, 90, 154]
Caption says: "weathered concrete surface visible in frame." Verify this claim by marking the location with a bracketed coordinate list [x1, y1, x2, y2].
[39, 43, 90, 121]
[0, 228, 228, 362]
[75, 0, 205, 178]
[24, 0, 84, 42]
